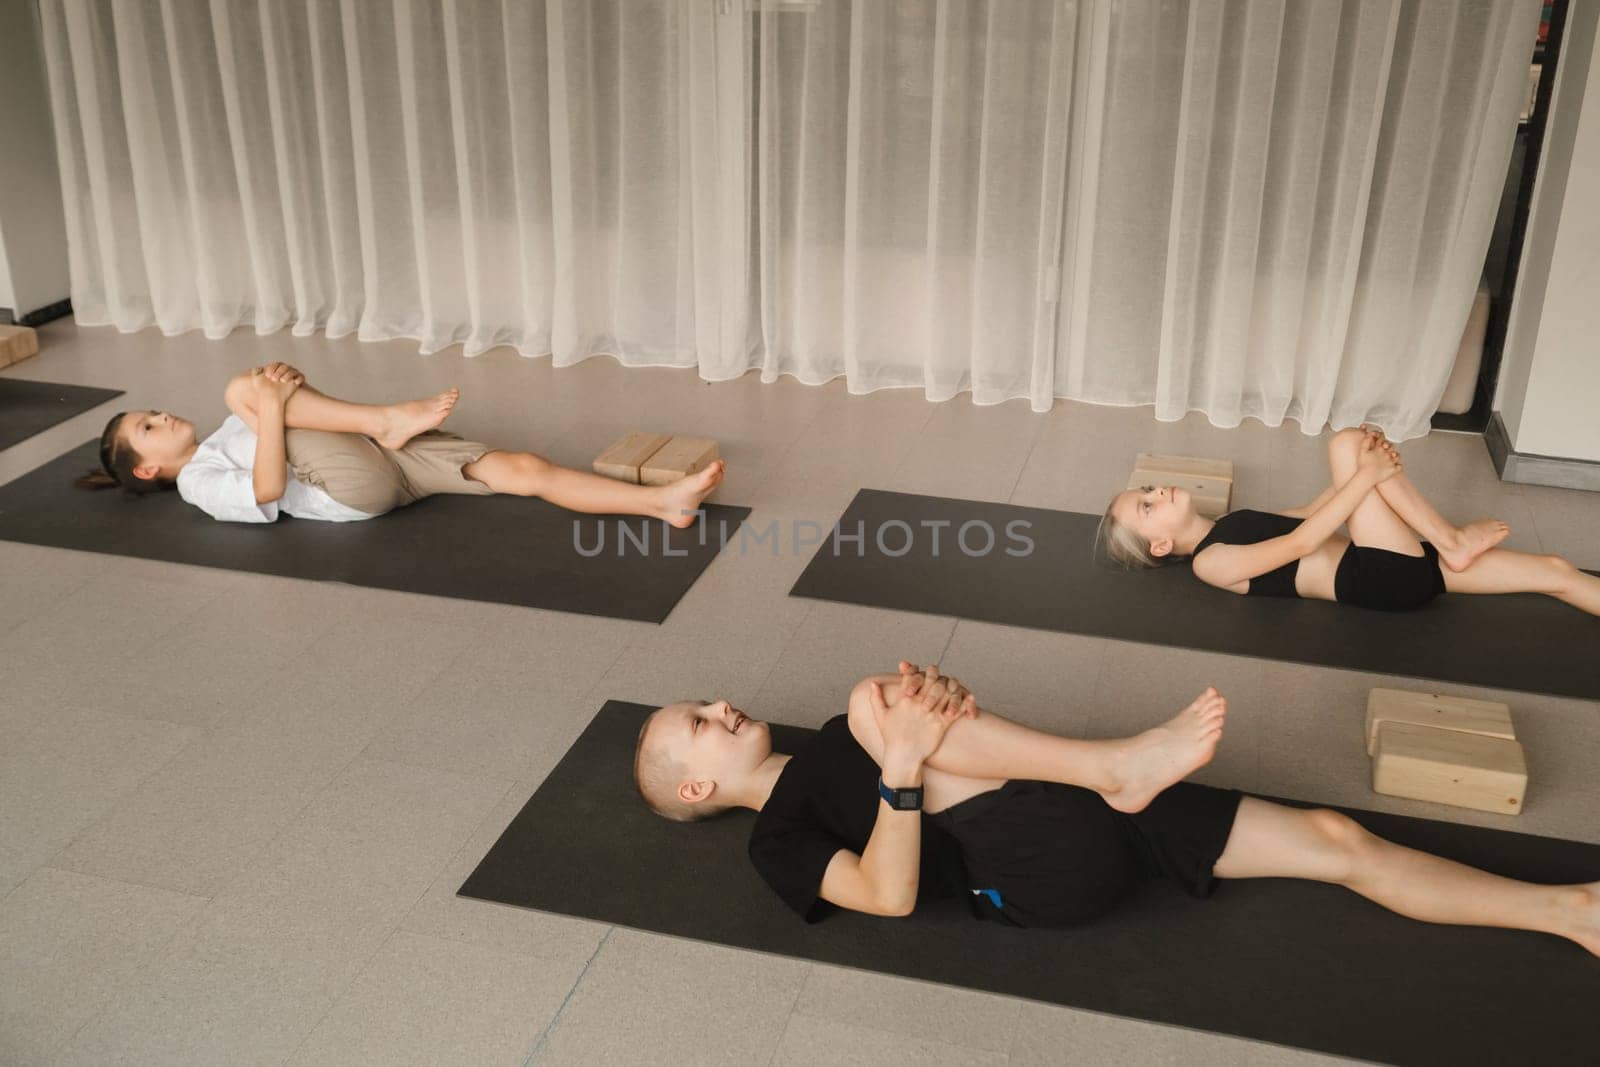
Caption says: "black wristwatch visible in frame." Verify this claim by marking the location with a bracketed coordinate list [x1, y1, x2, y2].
[877, 777, 924, 811]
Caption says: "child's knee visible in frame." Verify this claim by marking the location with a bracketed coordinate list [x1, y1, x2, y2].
[510, 452, 554, 490]
[1328, 427, 1366, 461]
[1542, 554, 1578, 592]
[224, 372, 256, 415]
[1304, 809, 1371, 879]
[846, 679, 886, 757]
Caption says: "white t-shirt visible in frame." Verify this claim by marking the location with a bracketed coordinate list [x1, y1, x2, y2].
[176, 416, 373, 523]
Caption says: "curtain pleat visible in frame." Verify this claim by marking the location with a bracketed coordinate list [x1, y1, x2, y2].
[40, 0, 1538, 436]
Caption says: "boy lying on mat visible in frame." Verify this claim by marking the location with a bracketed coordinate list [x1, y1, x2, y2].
[634, 663, 1600, 952]
[76, 362, 723, 526]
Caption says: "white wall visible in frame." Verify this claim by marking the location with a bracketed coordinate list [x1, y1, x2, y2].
[0, 216, 15, 312]
[1494, 2, 1600, 463]
[0, 0, 70, 318]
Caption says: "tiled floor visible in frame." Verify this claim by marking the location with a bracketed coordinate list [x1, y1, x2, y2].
[2, 320, 1597, 1064]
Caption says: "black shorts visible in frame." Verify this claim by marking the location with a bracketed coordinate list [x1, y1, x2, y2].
[929, 780, 1242, 928]
[1334, 542, 1447, 611]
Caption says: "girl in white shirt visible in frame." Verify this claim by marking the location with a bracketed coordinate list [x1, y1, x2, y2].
[76, 362, 725, 526]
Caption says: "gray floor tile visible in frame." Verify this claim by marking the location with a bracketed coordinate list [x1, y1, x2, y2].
[55, 760, 511, 1065]
[791, 964, 1020, 1053]
[891, 397, 1049, 504]
[938, 621, 1109, 737]
[53, 894, 395, 1066]
[767, 384, 940, 489]
[596, 511, 819, 707]
[399, 784, 609, 964]
[0, 705, 196, 893]
[533, 928, 807, 1065]
[50, 705, 378, 897]
[1008, 1001, 1353, 1066]
[0, 570, 224, 713]
[361, 606, 640, 781]
[1520, 481, 1600, 570]
[0, 867, 204, 1065]
[752, 602, 958, 727]
[103, 576, 361, 728]
[1010, 399, 1151, 514]
[0, 542, 110, 638]
[216, 757, 509, 922]
[287, 931, 587, 1066]
[774, 1010, 1009, 1065]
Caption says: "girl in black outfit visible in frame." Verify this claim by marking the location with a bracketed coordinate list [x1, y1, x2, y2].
[1101, 427, 1600, 616]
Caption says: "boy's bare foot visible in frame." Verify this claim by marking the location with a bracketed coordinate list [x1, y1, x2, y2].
[1440, 518, 1510, 572]
[377, 389, 459, 449]
[1100, 687, 1227, 813]
[1564, 883, 1600, 958]
[658, 460, 727, 528]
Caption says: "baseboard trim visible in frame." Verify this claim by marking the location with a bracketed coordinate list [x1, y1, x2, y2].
[18, 299, 72, 328]
[1487, 412, 1600, 491]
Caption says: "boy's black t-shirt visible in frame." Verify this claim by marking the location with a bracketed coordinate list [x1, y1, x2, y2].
[747, 714, 968, 922]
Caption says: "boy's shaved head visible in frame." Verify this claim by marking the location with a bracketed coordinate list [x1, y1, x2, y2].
[633, 705, 710, 822]
[633, 699, 774, 822]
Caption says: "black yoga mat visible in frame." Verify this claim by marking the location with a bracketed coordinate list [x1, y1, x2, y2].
[0, 377, 123, 451]
[0, 440, 750, 623]
[788, 489, 1600, 701]
[461, 701, 1600, 1066]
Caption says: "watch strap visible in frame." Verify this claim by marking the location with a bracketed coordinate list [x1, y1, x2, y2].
[877, 776, 924, 811]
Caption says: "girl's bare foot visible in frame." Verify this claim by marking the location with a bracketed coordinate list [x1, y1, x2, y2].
[376, 389, 459, 449]
[1440, 519, 1510, 572]
[1100, 687, 1227, 813]
[658, 460, 727, 528]
[1563, 883, 1600, 958]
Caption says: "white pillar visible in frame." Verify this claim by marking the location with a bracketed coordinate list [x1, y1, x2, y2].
[0, 0, 70, 320]
[1493, 2, 1600, 482]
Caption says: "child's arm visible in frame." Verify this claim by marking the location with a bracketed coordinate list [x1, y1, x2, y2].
[1195, 437, 1400, 589]
[1277, 484, 1337, 519]
[818, 679, 968, 917]
[250, 373, 300, 505]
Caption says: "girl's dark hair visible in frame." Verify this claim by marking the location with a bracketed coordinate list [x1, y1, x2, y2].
[74, 412, 176, 494]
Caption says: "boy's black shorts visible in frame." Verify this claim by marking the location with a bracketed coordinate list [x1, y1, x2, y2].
[930, 779, 1242, 928]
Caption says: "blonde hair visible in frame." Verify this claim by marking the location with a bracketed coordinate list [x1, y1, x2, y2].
[633, 708, 729, 823]
[1097, 495, 1172, 570]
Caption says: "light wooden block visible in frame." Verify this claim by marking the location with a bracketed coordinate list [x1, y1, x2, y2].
[640, 436, 718, 486]
[1128, 453, 1233, 518]
[1372, 722, 1526, 815]
[1365, 688, 1514, 756]
[0, 323, 39, 368]
[593, 432, 672, 484]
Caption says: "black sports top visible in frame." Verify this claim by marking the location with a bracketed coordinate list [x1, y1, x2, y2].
[1191, 510, 1303, 598]
[748, 715, 968, 922]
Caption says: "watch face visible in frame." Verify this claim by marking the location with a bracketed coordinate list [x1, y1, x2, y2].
[893, 790, 921, 810]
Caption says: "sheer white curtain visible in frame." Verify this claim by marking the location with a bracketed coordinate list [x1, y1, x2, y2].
[42, 0, 1537, 436]
[752, 0, 1539, 433]
[38, 0, 745, 365]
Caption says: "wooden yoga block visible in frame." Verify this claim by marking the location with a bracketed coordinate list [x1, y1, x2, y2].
[1372, 721, 1527, 815]
[0, 323, 39, 369]
[593, 432, 673, 484]
[1364, 688, 1514, 756]
[1127, 453, 1233, 518]
[640, 436, 719, 487]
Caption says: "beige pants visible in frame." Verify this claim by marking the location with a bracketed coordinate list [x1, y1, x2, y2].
[285, 429, 496, 517]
